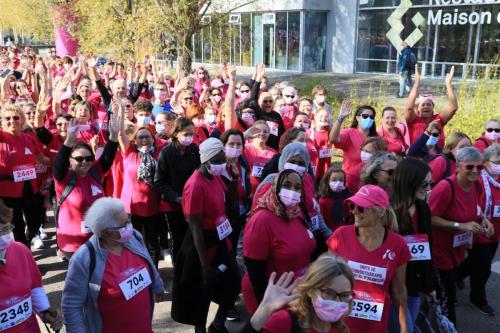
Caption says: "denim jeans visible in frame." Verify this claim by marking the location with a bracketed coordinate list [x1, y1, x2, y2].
[388, 295, 421, 333]
[399, 70, 413, 97]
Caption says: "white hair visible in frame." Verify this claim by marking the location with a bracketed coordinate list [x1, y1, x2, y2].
[282, 85, 297, 96]
[84, 198, 125, 237]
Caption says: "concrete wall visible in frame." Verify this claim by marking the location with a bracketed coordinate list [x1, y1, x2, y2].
[329, 0, 358, 74]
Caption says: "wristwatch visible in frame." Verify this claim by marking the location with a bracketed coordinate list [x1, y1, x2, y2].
[453, 222, 460, 229]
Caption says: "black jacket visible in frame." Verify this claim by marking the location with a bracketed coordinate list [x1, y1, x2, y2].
[154, 141, 200, 205]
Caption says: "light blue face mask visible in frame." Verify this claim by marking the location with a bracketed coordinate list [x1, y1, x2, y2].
[360, 117, 374, 129]
[426, 135, 439, 146]
[155, 123, 166, 134]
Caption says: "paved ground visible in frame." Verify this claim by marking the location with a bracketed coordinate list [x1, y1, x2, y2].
[35, 210, 500, 333]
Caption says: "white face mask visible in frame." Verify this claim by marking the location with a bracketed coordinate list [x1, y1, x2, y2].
[329, 181, 345, 192]
[205, 114, 217, 125]
[490, 162, 500, 176]
[225, 147, 242, 159]
[137, 115, 152, 126]
[179, 135, 193, 146]
[278, 188, 301, 207]
[212, 95, 222, 103]
[208, 162, 226, 176]
[283, 162, 306, 176]
[284, 96, 294, 105]
[360, 151, 372, 162]
[315, 95, 326, 104]
[0, 232, 13, 250]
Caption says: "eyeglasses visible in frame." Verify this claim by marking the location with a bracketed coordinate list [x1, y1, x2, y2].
[420, 180, 433, 190]
[107, 220, 131, 231]
[379, 168, 395, 176]
[183, 97, 194, 101]
[486, 128, 500, 133]
[320, 288, 355, 302]
[3, 116, 20, 121]
[461, 164, 484, 171]
[348, 202, 365, 213]
[430, 132, 440, 137]
[70, 155, 95, 163]
[360, 114, 375, 119]
[136, 135, 152, 140]
[262, 100, 273, 104]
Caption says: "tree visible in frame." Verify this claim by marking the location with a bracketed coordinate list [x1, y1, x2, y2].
[1, 0, 257, 76]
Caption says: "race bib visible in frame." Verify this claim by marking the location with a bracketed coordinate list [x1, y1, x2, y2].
[266, 121, 278, 136]
[12, 165, 36, 182]
[252, 165, 263, 178]
[99, 121, 108, 131]
[493, 205, 500, 218]
[310, 215, 321, 232]
[349, 290, 384, 322]
[348, 260, 387, 285]
[311, 164, 317, 175]
[216, 217, 232, 241]
[118, 267, 152, 301]
[81, 221, 92, 234]
[319, 148, 332, 159]
[404, 234, 431, 261]
[0, 297, 32, 331]
[91, 185, 102, 197]
[453, 231, 473, 248]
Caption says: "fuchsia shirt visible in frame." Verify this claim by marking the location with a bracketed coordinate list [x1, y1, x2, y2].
[0, 242, 43, 333]
[243, 144, 277, 197]
[120, 146, 160, 217]
[327, 225, 411, 333]
[333, 128, 366, 193]
[475, 175, 500, 244]
[242, 209, 316, 314]
[309, 129, 332, 180]
[97, 248, 152, 333]
[407, 114, 446, 147]
[55, 164, 105, 253]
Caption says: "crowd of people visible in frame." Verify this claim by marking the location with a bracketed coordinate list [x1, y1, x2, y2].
[0, 43, 499, 333]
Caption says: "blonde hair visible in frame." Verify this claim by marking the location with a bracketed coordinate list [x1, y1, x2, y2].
[443, 131, 471, 155]
[290, 254, 354, 333]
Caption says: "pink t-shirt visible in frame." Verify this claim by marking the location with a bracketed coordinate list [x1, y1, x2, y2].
[475, 175, 500, 244]
[428, 156, 456, 184]
[55, 165, 104, 252]
[377, 127, 406, 155]
[120, 145, 160, 217]
[263, 309, 343, 333]
[310, 129, 332, 180]
[242, 209, 316, 314]
[97, 248, 152, 333]
[0, 242, 43, 333]
[333, 128, 365, 193]
[327, 225, 411, 333]
[407, 114, 446, 147]
[243, 144, 277, 197]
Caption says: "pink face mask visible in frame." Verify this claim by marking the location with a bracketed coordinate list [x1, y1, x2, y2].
[118, 224, 133, 243]
[278, 188, 301, 207]
[313, 295, 350, 323]
[0, 233, 13, 250]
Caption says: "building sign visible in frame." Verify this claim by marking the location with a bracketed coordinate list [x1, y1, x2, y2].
[262, 13, 276, 24]
[386, 0, 500, 53]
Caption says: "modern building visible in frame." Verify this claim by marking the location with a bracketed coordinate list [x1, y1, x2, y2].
[194, 0, 500, 77]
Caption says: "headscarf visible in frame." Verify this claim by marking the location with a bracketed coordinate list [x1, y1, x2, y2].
[137, 146, 156, 186]
[200, 137, 224, 164]
[252, 169, 303, 220]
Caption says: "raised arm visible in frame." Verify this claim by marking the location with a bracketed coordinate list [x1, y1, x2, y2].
[329, 100, 352, 143]
[440, 66, 458, 124]
[405, 64, 420, 123]
[224, 66, 238, 130]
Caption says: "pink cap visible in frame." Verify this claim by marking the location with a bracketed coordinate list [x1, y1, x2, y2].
[347, 185, 389, 209]
[417, 93, 434, 105]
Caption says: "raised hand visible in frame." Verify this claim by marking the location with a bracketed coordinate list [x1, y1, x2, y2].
[228, 65, 237, 81]
[36, 94, 51, 113]
[414, 64, 420, 83]
[445, 65, 455, 86]
[260, 272, 300, 313]
[339, 99, 353, 119]
[65, 118, 80, 146]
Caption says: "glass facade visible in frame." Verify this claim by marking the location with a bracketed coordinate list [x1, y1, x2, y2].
[356, 1, 500, 77]
[192, 11, 328, 72]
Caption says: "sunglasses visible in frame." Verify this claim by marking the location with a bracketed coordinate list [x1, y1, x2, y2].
[71, 155, 95, 163]
[3, 116, 20, 121]
[348, 202, 365, 213]
[240, 90, 250, 93]
[136, 135, 152, 140]
[262, 100, 273, 104]
[430, 132, 440, 137]
[212, 93, 221, 97]
[183, 97, 194, 101]
[360, 114, 375, 119]
[380, 168, 395, 176]
[285, 95, 295, 98]
[420, 180, 433, 189]
[462, 164, 484, 171]
[486, 128, 499, 133]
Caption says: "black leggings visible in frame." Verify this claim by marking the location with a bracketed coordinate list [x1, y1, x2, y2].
[131, 214, 161, 267]
[2, 193, 44, 246]
[435, 268, 457, 326]
[166, 210, 188, 263]
[158, 213, 170, 250]
[457, 242, 499, 306]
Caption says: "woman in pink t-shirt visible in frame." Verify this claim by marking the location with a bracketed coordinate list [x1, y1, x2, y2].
[377, 107, 407, 156]
[329, 101, 379, 193]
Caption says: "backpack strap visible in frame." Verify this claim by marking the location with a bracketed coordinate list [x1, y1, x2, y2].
[443, 156, 451, 178]
[84, 241, 96, 283]
[287, 310, 300, 333]
[55, 172, 77, 226]
[444, 178, 455, 203]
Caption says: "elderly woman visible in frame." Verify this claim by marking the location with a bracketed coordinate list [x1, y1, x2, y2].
[0, 105, 49, 246]
[62, 197, 165, 333]
[243, 169, 317, 315]
[360, 151, 399, 194]
[457, 144, 500, 315]
[330, 101, 378, 193]
[429, 147, 494, 325]
[171, 138, 241, 333]
[474, 119, 499, 153]
[53, 113, 120, 260]
[0, 198, 63, 333]
[327, 185, 411, 333]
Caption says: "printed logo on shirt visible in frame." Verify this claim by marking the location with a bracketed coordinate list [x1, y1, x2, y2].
[24, 147, 32, 155]
[382, 249, 396, 261]
[348, 260, 387, 285]
[91, 185, 102, 196]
